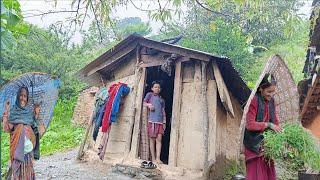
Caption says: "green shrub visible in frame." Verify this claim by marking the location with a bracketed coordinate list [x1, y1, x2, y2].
[264, 123, 320, 173]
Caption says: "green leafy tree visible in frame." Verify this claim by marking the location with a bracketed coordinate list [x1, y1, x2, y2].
[1, 25, 88, 98]
[45, 0, 301, 45]
[1, 0, 29, 50]
[113, 17, 151, 40]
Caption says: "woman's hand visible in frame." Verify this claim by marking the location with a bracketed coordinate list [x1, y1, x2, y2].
[34, 105, 41, 119]
[3, 101, 13, 132]
[39, 122, 46, 137]
[269, 123, 282, 133]
[2, 114, 9, 132]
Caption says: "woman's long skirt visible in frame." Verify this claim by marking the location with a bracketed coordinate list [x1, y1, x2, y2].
[11, 152, 35, 180]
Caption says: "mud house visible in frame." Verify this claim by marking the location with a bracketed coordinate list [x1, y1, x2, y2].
[72, 86, 98, 126]
[76, 34, 251, 177]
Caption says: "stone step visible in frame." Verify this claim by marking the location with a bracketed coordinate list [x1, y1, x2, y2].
[108, 164, 163, 180]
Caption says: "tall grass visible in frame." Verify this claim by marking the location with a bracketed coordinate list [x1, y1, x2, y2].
[1, 97, 84, 173]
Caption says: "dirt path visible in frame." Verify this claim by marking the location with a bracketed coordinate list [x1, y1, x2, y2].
[34, 148, 132, 180]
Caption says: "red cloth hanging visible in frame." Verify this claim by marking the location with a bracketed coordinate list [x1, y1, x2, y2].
[101, 84, 119, 132]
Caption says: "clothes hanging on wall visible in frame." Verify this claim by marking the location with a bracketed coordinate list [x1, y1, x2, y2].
[92, 87, 109, 141]
[161, 54, 178, 76]
[97, 82, 130, 160]
[101, 83, 130, 132]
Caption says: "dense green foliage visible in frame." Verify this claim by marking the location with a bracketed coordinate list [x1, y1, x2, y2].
[60, 0, 304, 43]
[1, 0, 30, 50]
[169, 18, 255, 82]
[156, 10, 308, 87]
[1, 25, 87, 97]
[264, 124, 320, 172]
[1, 98, 84, 173]
[1, 17, 152, 98]
[244, 22, 308, 86]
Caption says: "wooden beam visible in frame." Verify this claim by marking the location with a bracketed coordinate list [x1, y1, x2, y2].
[194, 61, 202, 82]
[180, 56, 190, 62]
[139, 55, 190, 68]
[140, 104, 149, 160]
[87, 42, 137, 76]
[136, 45, 141, 64]
[124, 48, 142, 155]
[301, 75, 320, 117]
[201, 61, 209, 168]
[129, 67, 146, 158]
[139, 39, 211, 62]
[168, 61, 182, 167]
[207, 80, 217, 161]
[139, 61, 164, 68]
[307, 101, 320, 108]
[212, 61, 235, 118]
[77, 108, 95, 160]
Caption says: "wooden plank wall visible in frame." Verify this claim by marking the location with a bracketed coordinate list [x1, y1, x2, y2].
[170, 59, 244, 171]
[226, 94, 243, 160]
[175, 60, 206, 169]
[88, 55, 143, 160]
[168, 60, 182, 166]
[207, 80, 217, 162]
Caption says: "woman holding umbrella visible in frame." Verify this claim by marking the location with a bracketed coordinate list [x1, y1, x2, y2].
[2, 86, 43, 179]
[1, 72, 60, 179]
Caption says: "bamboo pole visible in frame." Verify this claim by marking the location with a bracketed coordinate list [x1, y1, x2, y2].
[77, 108, 95, 160]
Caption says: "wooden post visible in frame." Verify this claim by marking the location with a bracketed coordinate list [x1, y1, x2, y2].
[140, 105, 149, 160]
[207, 80, 217, 162]
[77, 108, 95, 160]
[194, 60, 201, 81]
[124, 69, 141, 155]
[129, 67, 146, 159]
[124, 46, 141, 155]
[201, 61, 209, 168]
[168, 60, 182, 167]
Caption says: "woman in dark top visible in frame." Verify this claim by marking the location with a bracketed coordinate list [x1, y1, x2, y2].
[243, 74, 281, 180]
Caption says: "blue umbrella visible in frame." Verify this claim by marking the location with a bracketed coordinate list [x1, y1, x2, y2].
[0, 72, 61, 131]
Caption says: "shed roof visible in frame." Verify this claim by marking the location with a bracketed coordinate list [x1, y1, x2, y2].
[78, 34, 251, 105]
[299, 1, 320, 126]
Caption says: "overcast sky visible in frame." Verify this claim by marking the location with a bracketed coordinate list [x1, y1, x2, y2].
[20, 0, 313, 44]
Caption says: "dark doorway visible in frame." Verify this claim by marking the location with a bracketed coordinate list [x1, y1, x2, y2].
[144, 66, 174, 164]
